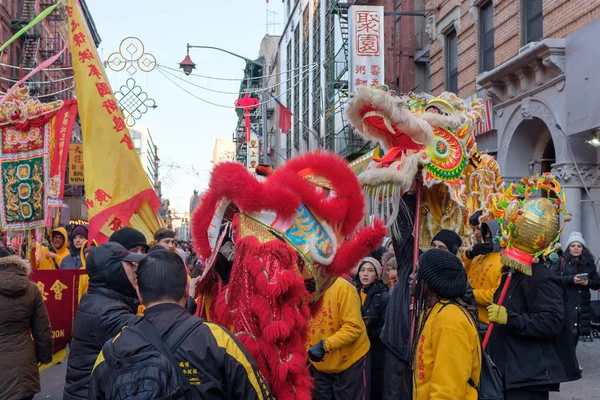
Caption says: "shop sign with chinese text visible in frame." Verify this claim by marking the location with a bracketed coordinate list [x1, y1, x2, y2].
[349, 5, 385, 92]
[246, 131, 260, 173]
[68, 143, 84, 184]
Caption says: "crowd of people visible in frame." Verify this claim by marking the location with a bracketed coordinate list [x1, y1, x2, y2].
[0, 212, 599, 399]
[305, 202, 599, 400]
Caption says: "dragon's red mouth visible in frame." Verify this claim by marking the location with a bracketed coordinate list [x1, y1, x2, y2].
[361, 104, 424, 166]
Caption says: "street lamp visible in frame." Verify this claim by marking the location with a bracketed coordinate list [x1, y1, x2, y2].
[179, 43, 268, 164]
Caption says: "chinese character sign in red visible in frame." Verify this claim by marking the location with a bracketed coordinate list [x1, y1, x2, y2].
[246, 131, 260, 173]
[349, 6, 384, 92]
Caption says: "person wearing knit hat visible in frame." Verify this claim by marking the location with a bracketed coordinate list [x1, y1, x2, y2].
[109, 227, 150, 254]
[431, 229, 462, 255]
[356, 256, 390, 400]
[565, 231, 586, 249]
[61, 225, 89, 269]
[411, 249, 481, 400]
[551, 231, 600, 348]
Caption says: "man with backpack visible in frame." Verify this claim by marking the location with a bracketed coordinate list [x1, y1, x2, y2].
[88, 250, 273, 399]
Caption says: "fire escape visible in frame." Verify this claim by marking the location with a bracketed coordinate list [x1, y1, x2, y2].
[39, 1, 71, 101]
[325, 0, 368, 158]
[10, 0, 42, 95]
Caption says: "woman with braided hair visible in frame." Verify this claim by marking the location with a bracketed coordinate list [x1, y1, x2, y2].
[409, 248, 481, 400]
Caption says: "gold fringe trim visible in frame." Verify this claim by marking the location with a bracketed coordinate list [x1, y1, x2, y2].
[500, 254, 533, 276]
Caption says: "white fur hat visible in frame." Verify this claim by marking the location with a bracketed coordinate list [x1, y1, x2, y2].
[566, 231, 586, 248]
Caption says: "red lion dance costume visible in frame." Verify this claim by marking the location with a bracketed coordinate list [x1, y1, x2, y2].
[191, 152, 385, 399]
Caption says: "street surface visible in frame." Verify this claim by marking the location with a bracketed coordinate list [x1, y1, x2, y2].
[38, 339, 600, 399]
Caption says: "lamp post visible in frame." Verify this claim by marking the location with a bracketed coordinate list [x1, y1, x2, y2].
[179, 44, 269, 165]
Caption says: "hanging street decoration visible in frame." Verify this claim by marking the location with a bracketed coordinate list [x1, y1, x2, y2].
[104, 37, 157, 126]
[105, 36, 157, 76]
[114, 78, 157, 127]
[234, 91, 260, 142]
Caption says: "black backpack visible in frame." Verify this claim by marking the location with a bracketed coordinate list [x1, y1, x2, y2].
[469, 348, 504, 400]
[106, 316, 204, 400]
[457, 307, 504, 400]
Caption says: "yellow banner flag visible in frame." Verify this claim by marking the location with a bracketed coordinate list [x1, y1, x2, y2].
[66, 0, 161, 241]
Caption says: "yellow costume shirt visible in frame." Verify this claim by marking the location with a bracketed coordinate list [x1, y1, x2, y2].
[307, 278, 370, 374]
[414, 301, 481, 400]
[463, 252, 504, 324]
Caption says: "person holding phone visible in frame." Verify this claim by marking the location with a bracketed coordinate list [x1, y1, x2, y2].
[551, 232, 600, 346]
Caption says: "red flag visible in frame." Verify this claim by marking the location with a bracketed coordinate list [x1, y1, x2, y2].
[279, 103, 292, 134]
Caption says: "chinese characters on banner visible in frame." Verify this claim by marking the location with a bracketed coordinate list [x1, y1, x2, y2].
[31, 269, 86, 364]
[348, 6, 385, 92]
[246, 131, 260, 173]
[66, 0, 161, 243]
[68, 143, 84, 184]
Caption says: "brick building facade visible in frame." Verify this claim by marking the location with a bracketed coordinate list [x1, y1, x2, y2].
[424, 0, 600, 98]
[0, 0, 100, 100]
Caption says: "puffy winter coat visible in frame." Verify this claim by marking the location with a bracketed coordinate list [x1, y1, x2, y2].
[487, 264, 581, 390]
[551, 257, 600, 337]
[63, 249, 140, 400]
[0, 255, 53, 400]
[358, 280, 390, 368]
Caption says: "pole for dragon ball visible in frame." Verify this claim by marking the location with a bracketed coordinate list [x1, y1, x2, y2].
[409, 182, 422, 346]
[482, 269, 514, 350]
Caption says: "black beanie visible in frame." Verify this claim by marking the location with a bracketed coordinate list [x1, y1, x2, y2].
[469, 210, 483, 226]
[431, 229, 462, 255]
[109, 227, 149, 252]
[418, 248, 467, 299]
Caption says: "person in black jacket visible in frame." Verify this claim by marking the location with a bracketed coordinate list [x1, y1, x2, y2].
[63, 242, 146, 400]
[487, 263, 581, 400]
[89, 249, 272, 399]
[380, 193, 416, 400]
[356, 257, 390, 400]
[551, 231, 600, 345]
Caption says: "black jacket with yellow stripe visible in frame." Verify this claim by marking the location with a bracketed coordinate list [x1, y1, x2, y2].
[88, 302, 273, 400]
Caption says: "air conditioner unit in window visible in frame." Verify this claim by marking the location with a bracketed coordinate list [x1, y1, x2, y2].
[519, 41, 539, 54]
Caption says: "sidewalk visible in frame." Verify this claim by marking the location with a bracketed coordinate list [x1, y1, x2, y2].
[550, 339, 600, 400]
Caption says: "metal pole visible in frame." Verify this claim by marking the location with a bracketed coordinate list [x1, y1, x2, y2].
[262, 75, 268, 165]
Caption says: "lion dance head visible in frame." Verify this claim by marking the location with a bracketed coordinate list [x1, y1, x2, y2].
[192, 151, 385, 399]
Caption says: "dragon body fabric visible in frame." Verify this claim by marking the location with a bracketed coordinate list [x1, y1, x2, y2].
[191, 152, 386, 400]
[346, 86, 504, 247]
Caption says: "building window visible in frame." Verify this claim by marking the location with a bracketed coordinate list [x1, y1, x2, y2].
[293, 26, 300, 151]
[312, 1, 321, 144]
[286, 40, 293, 159]
[522, 0, 543, 44]
[445, 30, 458, 94]
[302, 5, 310, 147]
[479, 1, 494, 72]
